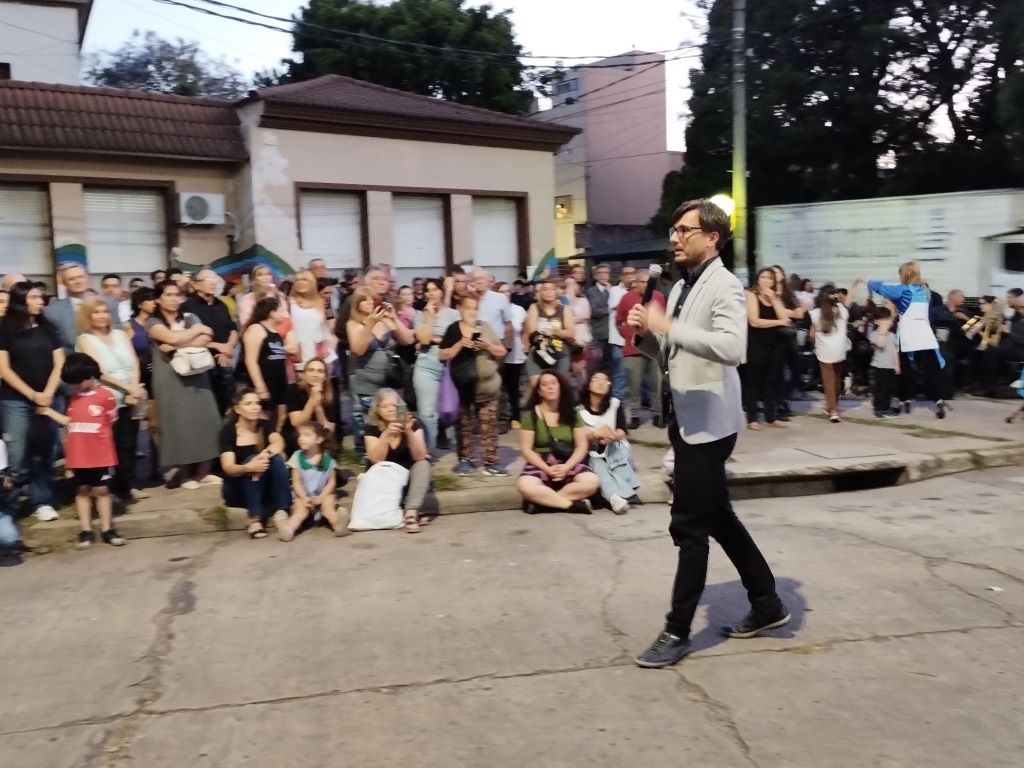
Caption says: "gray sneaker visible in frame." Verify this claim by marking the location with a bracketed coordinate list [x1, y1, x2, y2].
[635, 631, 692, 668]
[481, 464, 509, 477]
[453, 459, 475, 476]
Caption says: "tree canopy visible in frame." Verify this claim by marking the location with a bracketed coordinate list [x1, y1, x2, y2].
[653, 0, 1024, 232]
[275, 0, 545, 115]
[85, 31, 249, 100]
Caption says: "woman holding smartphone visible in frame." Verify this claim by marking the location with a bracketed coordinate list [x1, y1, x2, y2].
[438, 295, 507, 477]
[363, 388, 431, 532]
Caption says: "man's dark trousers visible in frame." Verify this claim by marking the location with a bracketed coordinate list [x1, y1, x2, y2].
[665, 421, 782, 637]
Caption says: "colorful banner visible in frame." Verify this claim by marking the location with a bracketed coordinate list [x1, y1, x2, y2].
[176, 244, 295, 283]
[530, 249, 558, 281]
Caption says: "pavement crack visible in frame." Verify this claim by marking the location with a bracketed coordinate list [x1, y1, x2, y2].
[148, 658, 636, 716]
[761, 521, 1023, 621]
[671, 668, 760, 767]
[565, 516, 634, 657]
[80, 535, 231, 768]
[694, 622, 1023, 661]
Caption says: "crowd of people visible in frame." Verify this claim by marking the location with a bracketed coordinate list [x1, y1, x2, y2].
[2, 253, 1021, 560]
[739, 263, 1024, 427]
[0, 258, 652, 559]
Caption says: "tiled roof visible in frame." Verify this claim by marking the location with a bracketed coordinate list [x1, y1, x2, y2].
[0, 80, 248, 163]
[251, 74, 577, 140]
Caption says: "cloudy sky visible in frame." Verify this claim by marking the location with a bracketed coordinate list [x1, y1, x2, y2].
[82, 0, 697, 150]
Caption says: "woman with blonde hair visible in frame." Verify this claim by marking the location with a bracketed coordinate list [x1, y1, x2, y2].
[866, 262, 946, 418]
[238, 263, 289, 328]
[288, 269, 336, 372]
[76, 296, 147, 501]
[523, 278, 575, 389]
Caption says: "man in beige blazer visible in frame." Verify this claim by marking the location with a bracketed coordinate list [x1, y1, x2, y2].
[628, 199, 789, 668]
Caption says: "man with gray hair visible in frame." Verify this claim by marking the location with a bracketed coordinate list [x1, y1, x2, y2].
[44, 262, 119, 355]
[333, 265, 390, 368]
[471, 268, 512, 348]
[184, 269, 238, 414]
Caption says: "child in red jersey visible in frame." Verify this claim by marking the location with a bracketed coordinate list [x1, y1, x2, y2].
[40, 353, 125, 549]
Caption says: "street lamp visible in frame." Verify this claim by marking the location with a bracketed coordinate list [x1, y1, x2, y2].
[709, 193, 735, 221]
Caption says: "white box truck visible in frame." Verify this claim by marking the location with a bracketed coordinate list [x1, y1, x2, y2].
[756, 189, 1024, 296]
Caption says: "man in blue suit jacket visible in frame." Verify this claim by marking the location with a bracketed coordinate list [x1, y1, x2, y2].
[44, 263, 119, 355]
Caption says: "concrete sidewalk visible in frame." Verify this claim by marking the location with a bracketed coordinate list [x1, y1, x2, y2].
[19, 395, 1024, 549]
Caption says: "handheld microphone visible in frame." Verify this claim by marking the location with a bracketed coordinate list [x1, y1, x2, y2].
[643, 264, 663, 305]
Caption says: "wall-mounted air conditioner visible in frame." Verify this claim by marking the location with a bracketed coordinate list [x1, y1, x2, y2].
[177, 192, 226, 225]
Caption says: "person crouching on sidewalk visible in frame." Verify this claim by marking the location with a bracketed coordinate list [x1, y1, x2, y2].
[38, 353, 126, 549]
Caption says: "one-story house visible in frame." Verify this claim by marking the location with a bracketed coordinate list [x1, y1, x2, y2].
[0, 74, 578, 286]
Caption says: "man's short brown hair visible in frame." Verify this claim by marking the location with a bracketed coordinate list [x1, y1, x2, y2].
[671, 199, 732, 248]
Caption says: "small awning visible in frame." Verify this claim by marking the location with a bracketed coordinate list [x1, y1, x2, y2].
[582, 237, 670, 261]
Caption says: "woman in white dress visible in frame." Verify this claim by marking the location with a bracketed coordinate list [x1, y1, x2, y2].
[809, 281, 859, 423]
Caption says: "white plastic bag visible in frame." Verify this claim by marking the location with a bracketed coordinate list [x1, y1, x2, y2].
[348, 462, 409, 531]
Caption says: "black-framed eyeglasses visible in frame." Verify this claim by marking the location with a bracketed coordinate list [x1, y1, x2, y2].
[669, 224, 703, 238]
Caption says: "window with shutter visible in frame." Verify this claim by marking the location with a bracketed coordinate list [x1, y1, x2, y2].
[0, 184, 51, 281]
[472, 197, 519, 284]
[84, 189, 167, 276]
[391, 195, 447, 285]
[298, 191, 364, 270]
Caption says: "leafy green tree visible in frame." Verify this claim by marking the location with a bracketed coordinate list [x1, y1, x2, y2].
[281, 0, 544, 114]
[653, 0, 1024, 234]
[85, 31, 249, 99]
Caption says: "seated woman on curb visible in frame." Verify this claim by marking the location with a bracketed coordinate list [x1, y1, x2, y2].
[516, 370, 599, 514]
[219, 388, 292, 539]
[363, 388, 432, 533]
[578, 370, 640, 515]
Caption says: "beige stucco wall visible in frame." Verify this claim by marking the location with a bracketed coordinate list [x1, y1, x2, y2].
[0, 157, 238, 279]
[237, 102, 558, 274]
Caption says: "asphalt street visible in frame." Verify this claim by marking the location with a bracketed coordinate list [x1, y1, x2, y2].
[1, 467, 1022, 768]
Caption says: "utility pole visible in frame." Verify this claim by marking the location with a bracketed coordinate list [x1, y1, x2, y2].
[731, 0, 748, 271]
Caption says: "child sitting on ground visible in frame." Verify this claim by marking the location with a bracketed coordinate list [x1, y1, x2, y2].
[39, 353, 126, 549]
[276, 422, 348, 541]
[869, 305, 901, 418]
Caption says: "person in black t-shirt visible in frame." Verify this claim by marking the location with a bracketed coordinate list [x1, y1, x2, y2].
[0, 281, 64, 522]
[184, 270, 238, 416]
[282, 358, 336, 453]
[363, 388, 432, 532]
[218, 388, 291, 539]
[240, 297, 293, 430]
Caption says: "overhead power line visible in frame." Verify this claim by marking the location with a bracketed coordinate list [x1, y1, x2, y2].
[153, 0, 706, 69]
[187, 0, 693, 62]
